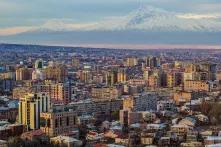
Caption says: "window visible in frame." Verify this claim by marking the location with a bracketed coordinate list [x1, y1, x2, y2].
[55, 119, 58, 128]
[73, 116, 76, 125]
[60, 118, 62, 126]
[66, 117, 69, 126]
[47, 119, 51, 127]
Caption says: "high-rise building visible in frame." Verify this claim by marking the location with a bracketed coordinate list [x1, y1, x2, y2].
[18, 93, 51, 130]
[123, 92, 158, 111]
[91, 86, 121, 100]
[148, 75, 160, 89]
[125, 57, 138, 67]
[105, 70, 118, 86]
[72, 58, 80, 68]
[36, 82, 71, 104]
[78, 70, 92, 84]
[117, 69, 127, 83]
[44, 65, 67, 82]
[184, 80, 210, 92]
[16, 67, 33, 81]
[32, 69, 45, 80]
[145, 56, 161, 68]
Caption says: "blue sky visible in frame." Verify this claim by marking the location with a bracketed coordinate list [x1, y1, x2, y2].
[0, 0, 221, 48]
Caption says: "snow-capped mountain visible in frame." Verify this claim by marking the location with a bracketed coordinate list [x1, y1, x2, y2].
[36, 5, 221, 32]
[97, 5, 221, 32]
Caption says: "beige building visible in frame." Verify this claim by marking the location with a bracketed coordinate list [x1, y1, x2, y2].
[78, 70, 92, 83]
[91, 87, 121, 100]
[184, 80, 210, 92]
[12, 86, 34, 99]
[171, 124, 193, 136]
[16, 67, 33, 81]
[117, 69, 127, 83]
[44, 65, 67, 82]
[40, 106, 77, 137]
[148, 75, 160, 89]
[125, 57, 138, 67]
[173, 91, 192, 105]
[36, 82, 71, 104]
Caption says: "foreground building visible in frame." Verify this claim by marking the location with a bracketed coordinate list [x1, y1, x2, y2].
[40, 105, 78, 137]
[18, 93, 51, 130]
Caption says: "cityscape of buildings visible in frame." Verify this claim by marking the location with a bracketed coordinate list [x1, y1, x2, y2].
[0, 44, 221, 146]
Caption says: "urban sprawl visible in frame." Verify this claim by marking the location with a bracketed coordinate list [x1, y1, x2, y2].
[0, 44, 221, 147]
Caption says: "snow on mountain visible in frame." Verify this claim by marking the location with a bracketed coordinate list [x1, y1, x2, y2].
[112, 5, 221, 32]
[40, 5, 220, 32]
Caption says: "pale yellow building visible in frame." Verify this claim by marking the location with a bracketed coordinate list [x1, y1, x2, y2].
[19, 93, 51, 130]
[125, 57, 138, 67]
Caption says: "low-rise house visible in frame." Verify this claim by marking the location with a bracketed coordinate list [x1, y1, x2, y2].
[140, 132, 154, 145]
[86, 131, 104, 141]
[171, 124, 193, 137]
[178, 117, 197, 127]
[146, 123, 167, 133]
[50, 135, 82, 147]
[115, 136, 128, 145]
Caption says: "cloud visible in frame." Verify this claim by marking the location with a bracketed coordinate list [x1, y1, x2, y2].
[40, 19, 98, 31]
[176, 14, 220, 19]
[0, 26, 34, 36]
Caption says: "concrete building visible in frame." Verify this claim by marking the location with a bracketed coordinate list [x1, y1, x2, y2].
[16, 67, 33, 81]
[44, 65, 67, 82]
[40, 106, 77, 137]
[68, 99, 123, 115]
[125, 57, 138, 67]
[91, 87, 121, 100]
[36, 82, 72, 104]
[18, 93, 51, 130]
[184, 80, 210, 92]
[123, 92, 158, 111]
